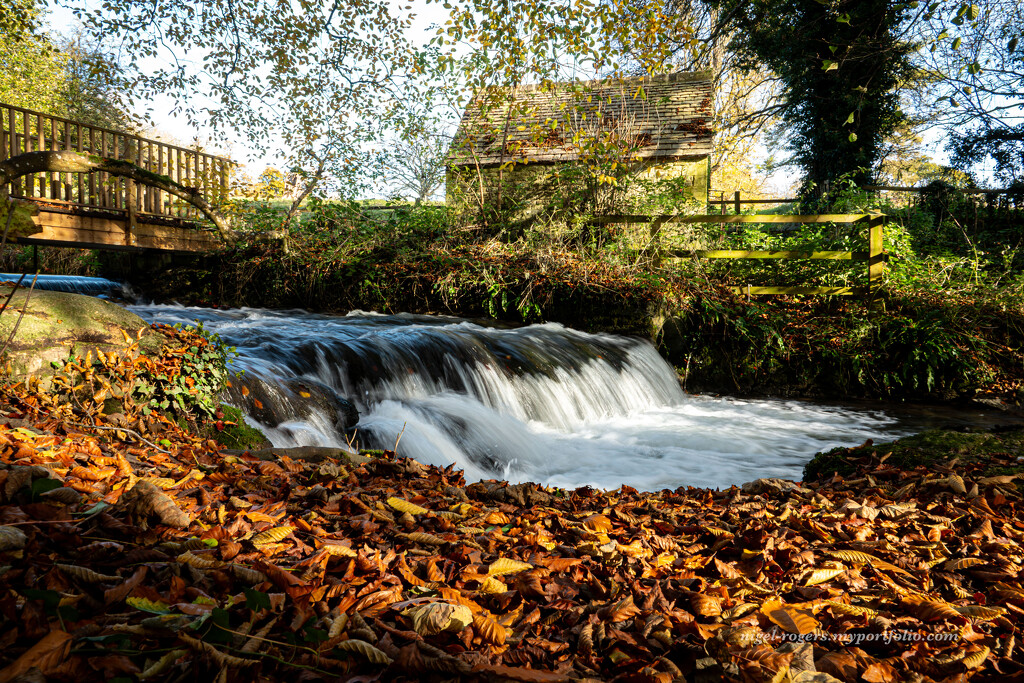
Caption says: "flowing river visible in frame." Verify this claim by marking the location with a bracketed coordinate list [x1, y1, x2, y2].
[125, 303, 933, 491]
[9, 272, 1005, 491]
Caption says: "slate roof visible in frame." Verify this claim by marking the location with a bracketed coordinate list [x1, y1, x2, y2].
[448, 71, 714, 168]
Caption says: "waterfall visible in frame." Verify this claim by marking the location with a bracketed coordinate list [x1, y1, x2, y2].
[129, 305, 909, 490]
[0, 273, 134, 299]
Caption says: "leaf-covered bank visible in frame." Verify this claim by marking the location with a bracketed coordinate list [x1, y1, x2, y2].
[3, 360, 1024, 681]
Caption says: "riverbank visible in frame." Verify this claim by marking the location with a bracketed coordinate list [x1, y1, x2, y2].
[1, 357, 1021, 681]
[102, 234, 1024, 409]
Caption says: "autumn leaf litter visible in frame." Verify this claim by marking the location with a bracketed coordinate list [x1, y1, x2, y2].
[1, 326, 1023, 682]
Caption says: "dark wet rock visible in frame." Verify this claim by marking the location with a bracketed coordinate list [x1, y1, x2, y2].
[224, 374, 359, 432]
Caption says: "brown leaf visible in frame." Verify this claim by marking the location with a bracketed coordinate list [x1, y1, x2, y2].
[714, 557, 743, 579]
[690, 592, 722, 618]
[815, 651, 859, 680]
[0, 630, 73, 683]
[584, 514, 613, 533]
[902, 596, 967, 622]
[118, 480, 190, 529]
[473, 612, 508, 645]
[104, 566, 148, 605]
[598, 594, 641, 623]
[862, 660, 898, 683]
[476, 663, 571, 682]
[766, 607, 819, 635]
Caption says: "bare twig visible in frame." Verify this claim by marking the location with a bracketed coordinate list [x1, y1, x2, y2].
[0, 273, 37, 359]
[0, 272, 27, 318]
[393, 422, 407, 453]
[65, 420, 173, 454]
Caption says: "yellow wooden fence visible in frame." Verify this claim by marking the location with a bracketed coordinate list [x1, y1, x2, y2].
[592, 213, 886, 299]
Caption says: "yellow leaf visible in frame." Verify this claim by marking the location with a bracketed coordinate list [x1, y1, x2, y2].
[251, 526, 294, 547]
[827, 550, 877, 564]
[388, 496, 428, 516]
[318, 541, 357, 557]
[478, 576, 507, 594]
[488, 557, 533, 576]
[803, 568, 845, 586]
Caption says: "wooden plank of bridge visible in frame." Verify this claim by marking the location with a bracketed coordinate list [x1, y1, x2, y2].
[125, 179, 137, 247]
[63, 119, 72, 202]
[27, 209, 219, 252]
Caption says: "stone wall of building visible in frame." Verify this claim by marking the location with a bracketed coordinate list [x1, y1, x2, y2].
[446, 157, 709, 228]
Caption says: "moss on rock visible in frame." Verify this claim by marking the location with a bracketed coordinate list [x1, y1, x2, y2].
[0, 285, 162, 385]
[213, 404, 271, 451]
[803, 427, 1024, 482]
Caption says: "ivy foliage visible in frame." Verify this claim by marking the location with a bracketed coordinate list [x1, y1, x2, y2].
[715, 0, 917, 200]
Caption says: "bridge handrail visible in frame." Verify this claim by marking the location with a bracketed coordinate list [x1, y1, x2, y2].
[1, 102, 233, 224]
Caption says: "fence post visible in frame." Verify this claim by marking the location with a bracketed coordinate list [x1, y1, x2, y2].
[734, 190, 741, 215]
[649, 216, 666, 267]
[867, 215, 885, 308]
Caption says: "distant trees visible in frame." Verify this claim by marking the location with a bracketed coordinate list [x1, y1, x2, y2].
[378, 126, 450, 205]
[0, 1, 68, 113]
[917, 0, 1024, 183]
[0, 1, 135, 132]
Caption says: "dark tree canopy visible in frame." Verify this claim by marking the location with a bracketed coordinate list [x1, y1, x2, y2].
[717, 0, 917, 201]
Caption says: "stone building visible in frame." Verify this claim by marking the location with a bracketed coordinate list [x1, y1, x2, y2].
[446, 70, 714, 222]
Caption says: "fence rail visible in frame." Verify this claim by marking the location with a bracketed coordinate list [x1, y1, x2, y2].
[707, 190, 798, 214]
[593, 213, 886, 299]
[1, 102, 231, 224]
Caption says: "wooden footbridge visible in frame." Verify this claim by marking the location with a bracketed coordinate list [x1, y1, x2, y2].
[1, 103, 232, 253]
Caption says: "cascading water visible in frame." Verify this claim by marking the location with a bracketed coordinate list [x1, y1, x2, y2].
[0, 273, 134, 299]
[128, 304, 911, 490]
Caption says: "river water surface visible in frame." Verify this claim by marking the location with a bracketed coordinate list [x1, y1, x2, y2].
[124, 303, 989, 492]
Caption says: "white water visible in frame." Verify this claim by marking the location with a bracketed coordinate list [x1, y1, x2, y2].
[0, 273, 134, 298]
[129, 304, 910, 491]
